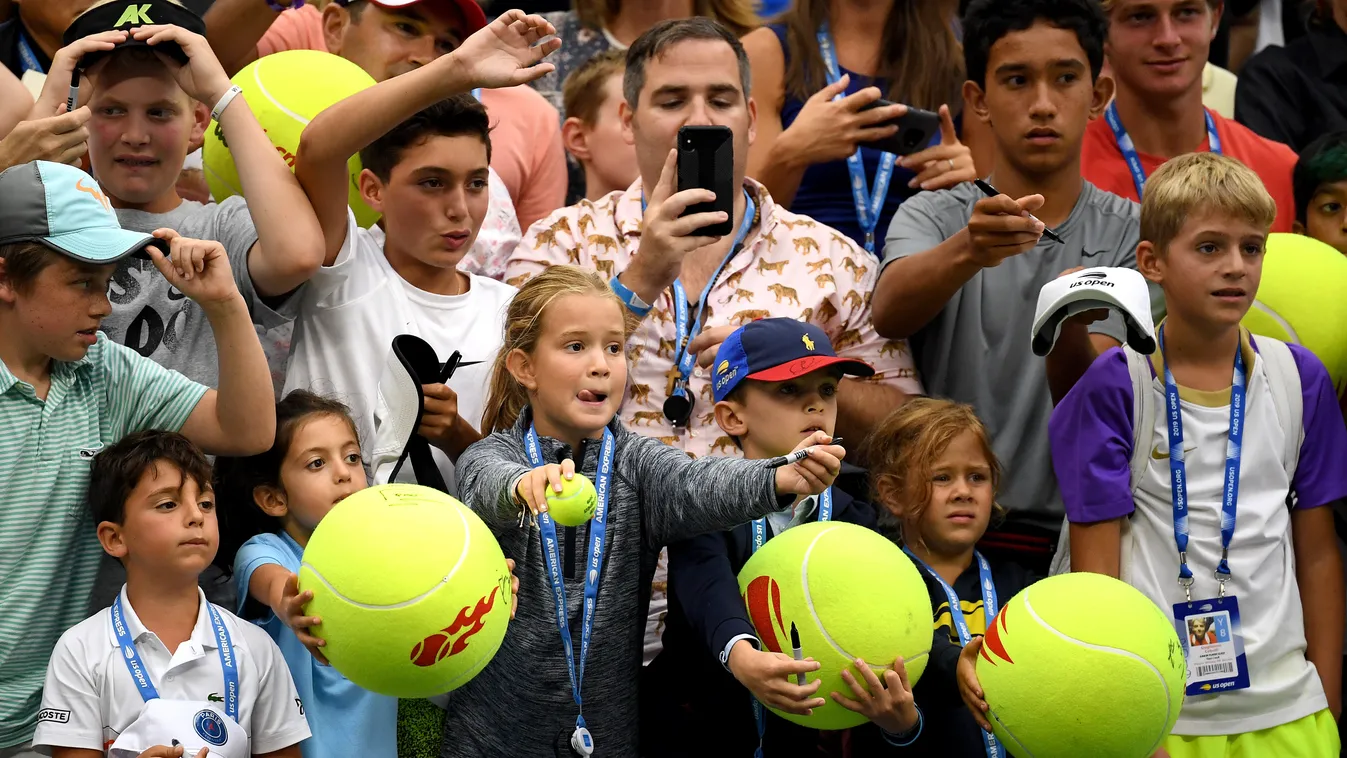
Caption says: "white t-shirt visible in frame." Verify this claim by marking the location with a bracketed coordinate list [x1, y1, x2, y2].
[1054, 335, 1347, 735]
[33, 587, 310, 753]
[283, 210, 515, 492]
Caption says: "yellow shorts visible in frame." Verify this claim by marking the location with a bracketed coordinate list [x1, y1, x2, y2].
[1164, 709, 1339, 758]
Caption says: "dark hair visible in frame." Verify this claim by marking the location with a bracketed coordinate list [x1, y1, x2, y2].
[88, 430, 214, 526]
[623, 17, 752, 108]
[213, 391, 359, 574]
[1293, 131, 1347, 225]
[359, 94, 492, 181]
[0, 242, 62, 294]
[779, 0, 963, 113]
[961, 0, 1107, 89]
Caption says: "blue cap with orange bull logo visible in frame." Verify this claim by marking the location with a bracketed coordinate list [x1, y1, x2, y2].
[711, 317, 874, 403]
[0, 161, 168, 263]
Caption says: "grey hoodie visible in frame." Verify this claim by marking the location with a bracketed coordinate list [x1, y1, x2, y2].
[443, 411, 788, 757]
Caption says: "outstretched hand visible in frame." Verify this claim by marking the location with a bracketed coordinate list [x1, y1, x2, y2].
[453, 10, 561, 89]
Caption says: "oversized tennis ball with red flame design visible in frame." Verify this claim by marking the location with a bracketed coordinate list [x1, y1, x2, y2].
[299, 484, 512, 698]
[976, 572, 1186, 757]
[737, 521, 931, 730]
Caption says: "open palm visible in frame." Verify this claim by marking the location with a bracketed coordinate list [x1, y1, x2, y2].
[454, 10, 561, 89]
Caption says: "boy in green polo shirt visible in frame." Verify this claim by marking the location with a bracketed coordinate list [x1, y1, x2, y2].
[0, 160, 276, 753]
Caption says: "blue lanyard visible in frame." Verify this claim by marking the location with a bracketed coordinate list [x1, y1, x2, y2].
[1105, 102, 1222, 200]
[525, 423, 616, 737]
[648, 190, 757, 405]
[111, 595, 239, 722]
[1160, 328, 1245, 597]
[16, 32, 44, 76]
[747, 488, 832, 757]
[904, 549, 1003, 758]
[817, 23, 897, 255]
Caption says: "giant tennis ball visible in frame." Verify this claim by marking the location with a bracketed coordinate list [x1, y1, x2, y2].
[299, 484, 512, 698]
[545, 474, 597, 527]
[1243, 233, 1347, 396]
[977, 573, 1185, 757]
[737, 521, 931, 730]
[203, 50, 380, 227]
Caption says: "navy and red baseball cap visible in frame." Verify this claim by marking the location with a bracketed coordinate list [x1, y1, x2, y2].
[336, 0, 487, 33]
[712, 318, 874, 403]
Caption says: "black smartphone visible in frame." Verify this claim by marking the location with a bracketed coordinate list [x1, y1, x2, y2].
[859, 99, 941, 156]
[677, 125, 734, 237]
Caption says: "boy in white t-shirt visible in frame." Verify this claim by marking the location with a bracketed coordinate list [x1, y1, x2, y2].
[34, 431, 310, 757]
[284, 11, 560, 490]
[1050, 152, 1347, 755]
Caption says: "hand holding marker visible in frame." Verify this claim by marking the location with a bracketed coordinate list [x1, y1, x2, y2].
[973, 179, 1064, 244]
[767, 439, 843, 469]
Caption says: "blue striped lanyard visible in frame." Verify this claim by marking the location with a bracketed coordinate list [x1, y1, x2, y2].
[525, 423, 615, 746]
[1159, 328, 1245, 601]
[639, 190, 757, 414]
[111, 595, 239, 722]
[904, 549, 1003, 758]
[747, 488, 832, 758]
[16, 32, 44, 75]
[817, 23, 896, 255]
[1105, 102, 1222, 200]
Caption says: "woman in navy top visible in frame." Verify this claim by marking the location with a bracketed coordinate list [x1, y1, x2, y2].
[743, 0, 975, 256]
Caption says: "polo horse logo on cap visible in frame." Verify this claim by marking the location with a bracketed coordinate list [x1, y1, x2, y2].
[193, 708, 229, 746]
[75, 179, 111, 211]
[802, 334, 815, 351]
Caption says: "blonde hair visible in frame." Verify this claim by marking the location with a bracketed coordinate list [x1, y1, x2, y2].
[1141, 152, 1278, 254]
[573, 0, 760, 39]
[480, 265, 637, 433]
[865, 398, 1004, 546]
[563, 48, 626, 126]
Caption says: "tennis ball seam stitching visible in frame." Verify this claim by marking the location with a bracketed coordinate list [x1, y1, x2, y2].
[1022, 593, 1174, 757]
[252, 60, 312, 126]
[301, 504, 473, 610]
[1248, 300, 1300, 344]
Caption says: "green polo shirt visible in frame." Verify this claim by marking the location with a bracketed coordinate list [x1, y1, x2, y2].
[0, 333, 207, 748]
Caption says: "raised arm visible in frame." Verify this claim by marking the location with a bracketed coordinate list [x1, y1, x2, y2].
[296, 10, 560, 265]
[455, 433, 533, 533]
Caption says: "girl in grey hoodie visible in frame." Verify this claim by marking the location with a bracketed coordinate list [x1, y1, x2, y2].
[446, 266, 844, 757]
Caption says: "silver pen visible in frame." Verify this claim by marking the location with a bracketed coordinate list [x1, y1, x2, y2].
[766, 438, 842, 469]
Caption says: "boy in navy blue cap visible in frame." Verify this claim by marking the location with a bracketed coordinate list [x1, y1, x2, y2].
[647, 317, 921, 757]
[0, 160, 275, 753]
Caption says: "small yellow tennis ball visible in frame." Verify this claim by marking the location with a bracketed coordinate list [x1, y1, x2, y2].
[299, 484, 512, 698]
[977, 573, 1186, 757]
[545, 474, 598, 527]
[202, 50, 380, 228]
[737, 521, 931, 730]
[1243, 233, 1347, 396]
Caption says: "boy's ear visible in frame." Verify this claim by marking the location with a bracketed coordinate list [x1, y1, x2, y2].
[98, 521, 129, 559]
[1292, 220, 1306, 235]
[713, 399, 748, 440]
[188, 101, 210, 153]
[358, 168, 386, 215]
[1136, 240, 1164, 284]
[253, 485, 289, 519]
[0, 258, 15, 305]
[506, 348, 538, 391]
[561, 116, 591, 162]
[962, 80, 990, 126]
[1090, 74, 1115, 120]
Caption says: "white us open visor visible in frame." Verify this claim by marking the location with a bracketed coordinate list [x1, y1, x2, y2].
[1030, 267, 1156, 357]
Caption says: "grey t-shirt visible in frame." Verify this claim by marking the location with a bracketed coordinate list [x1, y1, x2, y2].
[110, 196, 291, 388]
[879, 180, 1140, 522]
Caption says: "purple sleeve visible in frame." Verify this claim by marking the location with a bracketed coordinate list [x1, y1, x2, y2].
[1049, 348, 1137, 523]
[1287, 345, 1347, 509]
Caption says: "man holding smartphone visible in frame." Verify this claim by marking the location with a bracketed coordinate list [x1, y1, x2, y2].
[504, 12, 921, 690]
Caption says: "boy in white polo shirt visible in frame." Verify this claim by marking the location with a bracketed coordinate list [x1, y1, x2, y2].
[34, 430, 309, 758]
[283, 11, 558, 491]
[1051, 152, 1347, 755]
